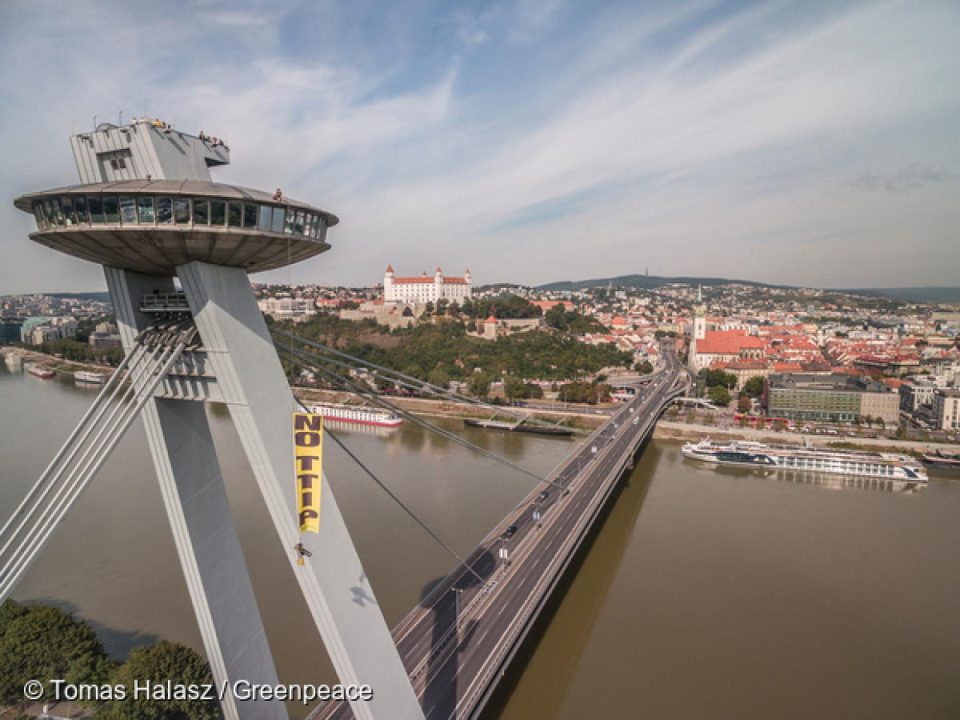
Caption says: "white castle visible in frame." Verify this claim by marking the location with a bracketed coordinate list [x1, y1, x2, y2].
[383, 265, 472, 304]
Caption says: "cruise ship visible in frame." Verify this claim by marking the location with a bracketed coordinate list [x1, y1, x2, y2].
[682, 439, 928, 482]
[307, 403, 403, 428]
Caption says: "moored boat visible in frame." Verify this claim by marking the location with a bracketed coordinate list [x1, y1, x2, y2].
[463, 418, 573, 437]
[682, 439, 927, 482]
[74, 370, 107, 384]
[921, 451, 960, 473]
[25, 362, 55, 379]
[307, 403, 403, 428]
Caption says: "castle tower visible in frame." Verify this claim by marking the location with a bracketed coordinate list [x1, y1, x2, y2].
[11, 120, 423, 720]
[384, 263, 395, 302]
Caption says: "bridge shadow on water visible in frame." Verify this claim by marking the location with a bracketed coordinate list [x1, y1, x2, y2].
[419, 547, 497, 719]
[479, 436, 660, 719]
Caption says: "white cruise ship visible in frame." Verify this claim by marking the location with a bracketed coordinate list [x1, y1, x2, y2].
[307, 403, 403, 429]
[682, 439, 928, 482]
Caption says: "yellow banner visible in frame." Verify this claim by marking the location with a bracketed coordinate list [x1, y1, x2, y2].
[293, 412, 323, 534]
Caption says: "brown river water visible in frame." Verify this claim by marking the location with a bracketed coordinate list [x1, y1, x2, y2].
[2, 366, 959, 719]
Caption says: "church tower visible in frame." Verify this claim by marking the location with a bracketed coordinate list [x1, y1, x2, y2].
[689, 284, 706, 371]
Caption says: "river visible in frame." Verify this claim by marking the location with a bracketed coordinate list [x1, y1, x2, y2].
[2, 366, 959, 719]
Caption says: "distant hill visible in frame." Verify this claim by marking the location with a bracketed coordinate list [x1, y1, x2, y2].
[44, 291, 111, 303]
[535, 274, 960, 305]
[536, 274, 785, 292]
[840, 287, 960, 305]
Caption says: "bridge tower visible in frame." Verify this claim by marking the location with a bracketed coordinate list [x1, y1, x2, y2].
[10, 119, 423, 720]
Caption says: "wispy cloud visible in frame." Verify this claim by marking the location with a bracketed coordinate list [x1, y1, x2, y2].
[0, 0, 958, 293]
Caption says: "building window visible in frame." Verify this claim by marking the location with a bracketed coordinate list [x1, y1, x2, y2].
[88, 196, 104, 223]
[174, 198, 191, 224]
[33, 201, 47, 229]
[109, 157, 127, 170]
[227, 202, 242, 228]
[157, 197, 173, 224]
[294, 211, 305, 235]
[283, 209, 295, 235]
[193, 199, 209, 225]
[211, 200, 226, 226]
[272, 207, 285, 233]
[138, 197, 155, 223]
[74, 195, 89, 224]
[60, 197, 76, 226]
[243, 203, 257, 228]
[258, 205, 272, 231]
[103, 196, 120, 223]
[119, 196, 137, 224]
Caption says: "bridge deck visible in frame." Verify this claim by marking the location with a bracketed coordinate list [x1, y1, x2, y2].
[312, 352, 687, 720]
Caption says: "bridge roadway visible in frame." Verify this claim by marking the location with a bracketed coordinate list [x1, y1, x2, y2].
[313, 350, 688, 720]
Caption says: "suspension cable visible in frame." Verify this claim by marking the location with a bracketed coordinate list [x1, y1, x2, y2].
[278, 343, 568, 492]
[271, 328, 571, 431]
[290, 394, 488, 586]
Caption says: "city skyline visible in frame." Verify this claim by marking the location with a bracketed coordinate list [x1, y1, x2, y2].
[1, 0, 958, 294]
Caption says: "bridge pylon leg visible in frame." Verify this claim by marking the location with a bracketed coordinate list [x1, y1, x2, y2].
[106, 267, 284, 720]
[177, 261, 424, 720]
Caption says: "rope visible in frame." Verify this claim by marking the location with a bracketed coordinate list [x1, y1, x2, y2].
[291, 394, 487, 586]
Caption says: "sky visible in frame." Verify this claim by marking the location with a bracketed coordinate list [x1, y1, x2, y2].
[0, 0, 958, 293]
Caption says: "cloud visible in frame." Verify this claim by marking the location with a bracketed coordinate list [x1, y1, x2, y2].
[845, 165, 960, 193]
[1, 0, 958, 293]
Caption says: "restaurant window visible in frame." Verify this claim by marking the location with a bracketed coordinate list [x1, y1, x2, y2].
[303, 213, 314, 238]
[157, 197, 173, 224]
[227, 202, 242, 227]
[174, 198, 191, 224]
[138, 197, 155, 223]
[316, 219, 326, 243]
[258, 205, 272, 231]
[60, 197, 76, 226]
[243, 203, 257, 228]
[119, 196, 137, 224]
[271, 207, 285, 233]
[33, 202, 47, 229]
[88, 196, 104, 223]
[74, 196, 89, 224]
[294, 210, 305, 235]
[193, 199, 209, 225]
[211, 199, 226, 226]
[283, 209, 295, 235]
[103, 196, 120, 223]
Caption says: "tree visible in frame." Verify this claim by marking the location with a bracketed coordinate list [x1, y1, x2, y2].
[427, 367, 451, 389]
[503, 375, 527, 402]
[0, 603, 114, 705]
[743, 376, 765, 398]
[635, 360, 654, 374]
[104, 641, 218, 720]
[467, 371, 491, 398]
[707, 385, 732, 407]
[736, 395, 752, 413]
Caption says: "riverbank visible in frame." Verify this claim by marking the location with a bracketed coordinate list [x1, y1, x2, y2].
[292, 387, 608, 431]
[1, 346, 114, 377]
[653, 419, 960, 456]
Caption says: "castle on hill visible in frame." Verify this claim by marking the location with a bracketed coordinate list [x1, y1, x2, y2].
[383, 265, 472, 304]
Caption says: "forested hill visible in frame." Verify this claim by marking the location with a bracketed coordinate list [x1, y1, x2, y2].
[275, 315, 633, 383]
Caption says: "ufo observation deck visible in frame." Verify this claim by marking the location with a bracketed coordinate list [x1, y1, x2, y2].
[14, 180, 338, 276]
